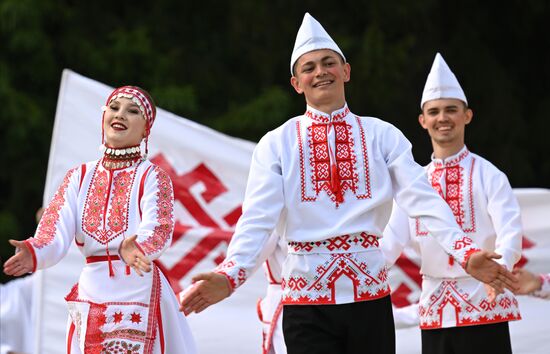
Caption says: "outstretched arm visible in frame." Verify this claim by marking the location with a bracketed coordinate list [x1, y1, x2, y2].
[3, 240, 34, 277]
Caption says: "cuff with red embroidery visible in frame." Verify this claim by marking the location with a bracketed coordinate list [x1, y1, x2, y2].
[214, 260, 247, 292]
[459, 247, 482, 270]
[23, 239, 38, 273]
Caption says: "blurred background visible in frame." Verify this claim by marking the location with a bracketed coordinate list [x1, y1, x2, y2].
[1, 0, 549, 284]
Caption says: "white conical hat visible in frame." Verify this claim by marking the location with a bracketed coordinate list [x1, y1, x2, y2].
[290, 13, 345, 75]
[420, 53, 467, 108]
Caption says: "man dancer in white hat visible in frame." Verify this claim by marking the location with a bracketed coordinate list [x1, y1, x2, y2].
[181, 14, 517, 354]
[381, 53, 523, 354]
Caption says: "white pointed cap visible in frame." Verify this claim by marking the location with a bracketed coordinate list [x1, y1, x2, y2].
[420, 53, 467, 108]
[290, 13, 345, 75]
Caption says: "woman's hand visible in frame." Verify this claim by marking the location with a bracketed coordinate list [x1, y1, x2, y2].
[512, 268, 542, 295]
[120, 235, 151, 276]
[3, 240, 34, 276]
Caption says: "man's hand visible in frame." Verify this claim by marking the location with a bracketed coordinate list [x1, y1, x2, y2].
[120, 235, 151, 276]
[465, 250, 518, 294]
[3, 240, 34, 276]
[179, 272, 232, 315]
[512, 268, 542, 295]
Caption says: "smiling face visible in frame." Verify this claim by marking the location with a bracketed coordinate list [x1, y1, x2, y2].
[290, 49, 350, 114]
[103, 97, 147, 149]
[419, 98, 472, 155]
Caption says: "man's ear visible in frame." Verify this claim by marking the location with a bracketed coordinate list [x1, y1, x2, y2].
[290, 76, 303, 94]
[465, 108, 473, 125]
[418, 113, 427, 129]
[343, 62, 351, 83]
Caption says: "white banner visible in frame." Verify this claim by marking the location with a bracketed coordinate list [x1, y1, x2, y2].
[10, 70, 550, 353]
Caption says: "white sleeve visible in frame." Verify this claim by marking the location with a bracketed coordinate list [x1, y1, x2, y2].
[383, 125, 480, 267]
[135, 165, 175, 261]
[484, 165, 523, 269]
[381, 202, 412, 267]
[215, 133, 285, 290]
[533, 273, 550, 299]
[24, 166, 81, 271]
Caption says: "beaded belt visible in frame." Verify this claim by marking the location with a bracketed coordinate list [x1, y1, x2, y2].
[288, 232, 379, 254]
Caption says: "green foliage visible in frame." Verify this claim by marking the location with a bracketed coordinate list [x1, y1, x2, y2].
[1, 0, 549, 283]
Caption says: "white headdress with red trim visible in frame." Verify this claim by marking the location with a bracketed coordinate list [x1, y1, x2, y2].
[101, 85, 156, 156]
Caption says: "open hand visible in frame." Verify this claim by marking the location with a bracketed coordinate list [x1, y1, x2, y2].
[120, 235, 151, 276]
[179, 272, 231, 315]
[3, 240, 34, 276]
[512, 268, 542, 295]
[465, 250, 518, 293]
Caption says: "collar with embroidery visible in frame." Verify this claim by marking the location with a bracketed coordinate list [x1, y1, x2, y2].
[305, 104, 350, 123]
[432, 146, 470, 168]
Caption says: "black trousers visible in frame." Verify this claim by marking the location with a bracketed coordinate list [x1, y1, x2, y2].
[421, 321, 512, 354]
[282, 296, 395, 354]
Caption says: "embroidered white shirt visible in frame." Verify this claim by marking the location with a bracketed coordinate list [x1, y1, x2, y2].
[382, 146, 523, 328]
[23, 160, 197, 353]
[217, 105, 481, 305]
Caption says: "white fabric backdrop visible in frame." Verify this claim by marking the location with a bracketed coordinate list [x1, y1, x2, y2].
[2, 70, 548, 354]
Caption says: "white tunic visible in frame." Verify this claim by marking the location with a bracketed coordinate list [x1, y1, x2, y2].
[382, 146, 522, 329]
[24, 159, 197, 354]
[216, 104, 481, 306]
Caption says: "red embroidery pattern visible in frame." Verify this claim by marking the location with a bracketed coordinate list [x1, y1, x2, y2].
[419, 280, 521, 329]
[355, 116, 372, 199]
[282, 253, 390, 304]
[215, 260, 247, 289]
[307, 121, 358, 206]
[288, 233, 379, 253]
[85, 302, 109, 353]
[102, 340, 142, 353]
[453, 236, 473, 250]
[139, 167, 174, 256]
[65, 268, 162, 353]
[130, 312, 142, 324]
[298, 114, 372, 206]
[305, 106, 350, 123]
[416, 153, 477, 236]
[113, 312, 123, 324]
[83, 166, 109, 238]
[30, 167, 77, 249]
[297, 121, 316, 202]
[107, 171, 134, 233]
[286, 277, 308, 291]
[143, 266, 162, 354]
[83, 163, 138, 245]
